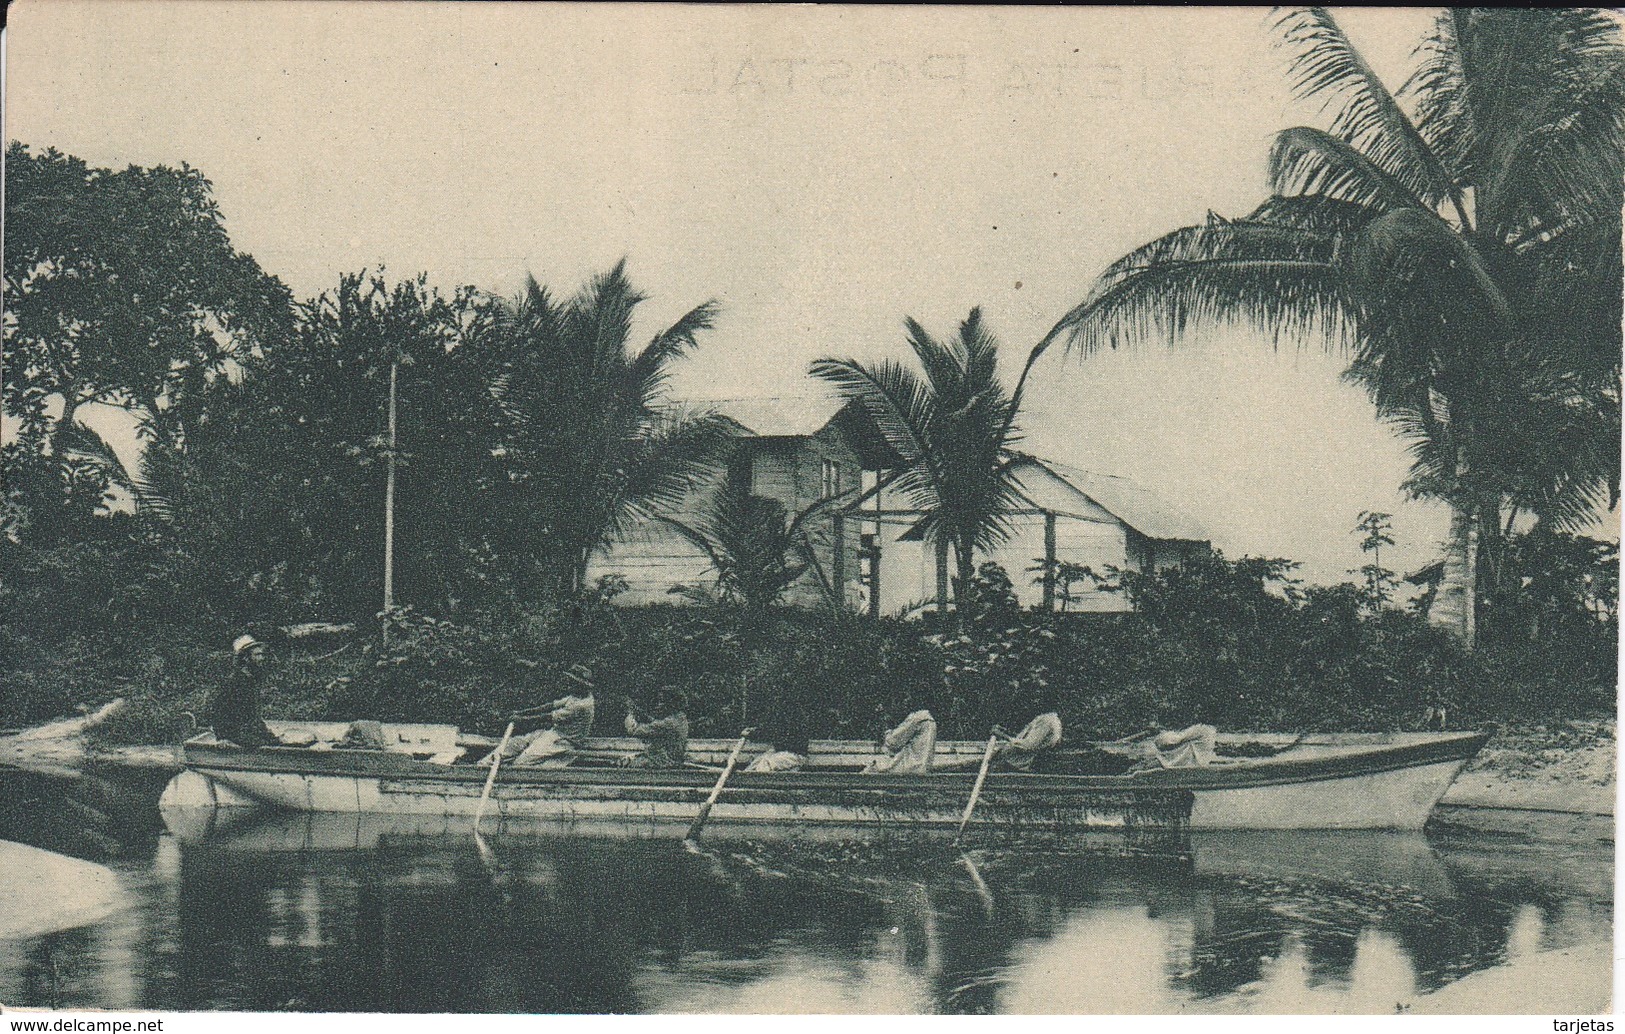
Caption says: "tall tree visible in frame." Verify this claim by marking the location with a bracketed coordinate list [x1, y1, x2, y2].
[3, 143, 292, 557]
[172, 272, 503, 625]
[812, 308, 1025, 616]
[1025, 8, 1624, 647]
[4, 143, 292, 451]
[489, 262, 734, 595]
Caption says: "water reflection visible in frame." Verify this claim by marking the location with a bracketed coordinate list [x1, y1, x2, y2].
[0, 774, 1612, 1014]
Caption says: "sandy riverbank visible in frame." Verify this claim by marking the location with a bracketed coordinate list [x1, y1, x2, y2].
[1433, 719, 1615, 838]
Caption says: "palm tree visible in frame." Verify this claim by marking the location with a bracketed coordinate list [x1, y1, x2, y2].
[812, 308, 1026, 616]
[56, 417, 179, 526]
[656, 481, 841, 613]
[1024, 8, 1624, 647]
[489, 262, 734, 594]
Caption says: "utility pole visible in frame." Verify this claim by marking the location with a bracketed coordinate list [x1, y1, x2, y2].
[383, 360, 399, 623]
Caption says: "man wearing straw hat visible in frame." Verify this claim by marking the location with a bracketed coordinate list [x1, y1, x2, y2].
[205, 634, 283, 748]
[478, 664, 597, 769]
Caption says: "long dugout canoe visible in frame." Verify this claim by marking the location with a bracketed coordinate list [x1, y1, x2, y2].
[160, 727, 1489, 833]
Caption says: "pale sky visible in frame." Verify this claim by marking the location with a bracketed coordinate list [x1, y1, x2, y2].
[9, 3, 1598, 585]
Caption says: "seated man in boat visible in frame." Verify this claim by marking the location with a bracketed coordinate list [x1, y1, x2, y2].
[206, 635, 284, 748]
[1145, 723, 1218, 768]
[994, 711, 1063, 772]
[479, 665, 597, 768]
[622, 690, 690, 768]
[745, 701, 811, 773]
[862, 709, 937, 774]
[932, 711, 1064, 773]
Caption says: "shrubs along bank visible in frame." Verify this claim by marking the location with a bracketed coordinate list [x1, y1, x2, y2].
[5, 551, 1614, 748]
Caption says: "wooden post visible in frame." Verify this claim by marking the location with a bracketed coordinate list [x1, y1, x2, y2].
[1042, 511, 1057, 612]
[383, 360, 398, 618]
[869, 469, 883, 618]
[831, 513, 846, 608]
[935, 536, 950, 617]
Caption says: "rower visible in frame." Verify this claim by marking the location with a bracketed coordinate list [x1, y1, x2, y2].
[479, 665, 597, 768]
[1146, 723, 1218, 768]
[622, 689, 690, 768]
[934, 711, 1063, 773]
[862, 709, 937, 774]
[205, 634, 284, 748]
[994, 711, 1063, 772]
[745, 702, 810, 773]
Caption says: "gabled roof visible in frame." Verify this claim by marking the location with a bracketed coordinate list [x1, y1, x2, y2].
[1022, 456, 1208, 542]
[886, 454, 1207, 544]
[694, 396, 901, 469]
[701, 396, 848, 439]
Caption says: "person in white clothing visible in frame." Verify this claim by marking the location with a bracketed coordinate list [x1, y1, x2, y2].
[862, 709, 938, 774]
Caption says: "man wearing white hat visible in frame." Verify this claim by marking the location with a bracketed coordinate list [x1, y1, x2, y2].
[478, 664, 597, 768]
[205, 634, 282, 747]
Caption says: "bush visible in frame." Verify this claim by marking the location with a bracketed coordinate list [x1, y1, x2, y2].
[2, 552, 1614, 743]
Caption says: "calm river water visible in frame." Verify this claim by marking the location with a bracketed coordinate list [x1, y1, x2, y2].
[0, 770, 1612, 1013]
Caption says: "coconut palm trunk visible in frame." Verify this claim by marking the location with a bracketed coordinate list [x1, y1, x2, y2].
[1433, 493, 1478, 645]
[954, 541, 976, 608]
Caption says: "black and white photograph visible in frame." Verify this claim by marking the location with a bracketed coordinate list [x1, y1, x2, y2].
[1, 2, 1618, 1017]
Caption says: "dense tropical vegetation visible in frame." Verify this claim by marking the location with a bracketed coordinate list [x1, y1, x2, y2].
[1028, 7, 1625, 649]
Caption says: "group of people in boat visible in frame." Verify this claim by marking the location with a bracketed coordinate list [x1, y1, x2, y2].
[208, 632, 1210, 773]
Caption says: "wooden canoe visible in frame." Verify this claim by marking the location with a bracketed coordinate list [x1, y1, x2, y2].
[158, 724, 1489, 833]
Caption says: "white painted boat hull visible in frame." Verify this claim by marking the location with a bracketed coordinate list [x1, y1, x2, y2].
[1188, 758, 1471, 830]
[162, 729, 1490, 833]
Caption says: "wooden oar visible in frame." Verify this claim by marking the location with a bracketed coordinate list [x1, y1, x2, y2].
[473, 721, 515, 832]
[953, 733, 1002, 845]
[1098, 726, 1158, 748]
[958, 852, 995, 918]
[685, 727, 754, 843]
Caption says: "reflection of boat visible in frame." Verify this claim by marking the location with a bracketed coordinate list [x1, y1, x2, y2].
[160, 807, 1186, 858]
[160, 723, 1487, 832]
[1188, 830, 1456, 898]
[0, 840, 134, 940]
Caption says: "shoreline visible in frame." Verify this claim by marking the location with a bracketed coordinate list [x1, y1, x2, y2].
[1431, 718, 1614, 839]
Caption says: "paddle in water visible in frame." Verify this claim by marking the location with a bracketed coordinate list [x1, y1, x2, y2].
[954, 732, 1002, 846]
[685, 727, 755, 843]
[473, 721, 516, 833]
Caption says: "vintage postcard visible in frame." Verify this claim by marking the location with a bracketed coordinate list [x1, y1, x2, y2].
[1, 2, 1617, 1018]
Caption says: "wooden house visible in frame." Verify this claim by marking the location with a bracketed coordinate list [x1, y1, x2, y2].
[860, 455, 1209, 615]
[589, 397, 1207, 615]
[585, 397, 898, 607]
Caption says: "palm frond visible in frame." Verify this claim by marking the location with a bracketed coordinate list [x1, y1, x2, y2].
[1410, 9, 1625, 238]
[1268, 126, 1428, 212]
[649, 513, 729, 576]
[56, 420, 132, 486]
[1405, 8, 1477, 183]
[55, 420, 181, 523]
[1244, 194, 1387, 235]
[1273, 6, 1468, 225]
[902, 317, 965, 401]
[809, 358, 937, 470]
[1047, 218, 1353, 357]
[957, 307, 1001, 398]
[609, 411, 734, 540]
[1342, 207, 1511, 324]
[569, 259, 644, 383]
[627, 300, 720, 406]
